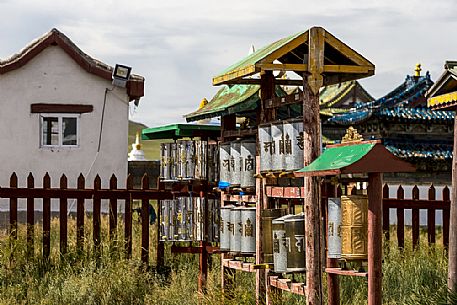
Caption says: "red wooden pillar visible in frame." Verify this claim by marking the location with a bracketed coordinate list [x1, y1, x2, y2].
[449, 112, 457, 290]
[368, 173, 383, 305]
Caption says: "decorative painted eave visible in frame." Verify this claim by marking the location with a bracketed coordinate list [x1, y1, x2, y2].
[327, 73, 435, 125]
[0, 28, 144, 101]
[427, 62, 457, 110]
[142, 123, 220, 140]
[385, 142, 453, 161]
[294, 140, 415, 177]
[212, 27, 375, 87]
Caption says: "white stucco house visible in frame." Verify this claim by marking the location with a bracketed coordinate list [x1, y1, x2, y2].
[0, 28, 145, 188]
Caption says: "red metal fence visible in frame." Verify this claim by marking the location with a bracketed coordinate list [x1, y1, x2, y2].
[382, 184, 450, 249]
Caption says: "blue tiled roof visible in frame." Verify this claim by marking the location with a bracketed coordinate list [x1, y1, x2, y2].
[378, 107, 454, 122]
[386, 143, 452, 160]
[327, 73, 438, 125]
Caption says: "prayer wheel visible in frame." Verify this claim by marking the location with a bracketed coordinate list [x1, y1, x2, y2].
[159, 199, 171, 241]
[193, 197, 204, 241]
[261, 208, 287, 263]
[208, 198, 220, 243]
[341, 195, 368, 261]
[327, 197, 342, 259]
[230, 140, 242, 186]
[240, 140, 256, 188]
[259, 124, 272, 173]
[207, 143, 219, 183]
[194, 140, 207, 180]
[219, 143, 231, 183]
[272, 214, 294, 273]
[174, 197, 193, 241]
[285, 213, 305, 272]
[271, 122, 284, 172]
[160, 143, 177, 180]
[229, 206, 243, 253]
[240, 206, 256, 254]
[219, 205, 234, 251]
[282, 119, 304, 171]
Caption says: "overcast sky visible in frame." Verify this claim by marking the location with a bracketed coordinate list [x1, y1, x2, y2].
[1, 0, 456, 127]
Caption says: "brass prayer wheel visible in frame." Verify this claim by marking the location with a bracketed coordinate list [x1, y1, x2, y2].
[240, 206, 256, 254]
[341, 195, 368, 261]
[261, 208, 287, 263]
[284, 213, 306, 272]
[272, 214, 294, 273]
[219, 205, 234, 251]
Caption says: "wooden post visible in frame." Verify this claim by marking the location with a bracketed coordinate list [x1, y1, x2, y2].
[43, 173, 51, 259]
[368, 172, 383, 305]
[93, 175, 102, 259]
[449, 112, 457, 291]
[382, 184, 390, 241]
[412, 186, 420, 249]
[77, 174, 85, 254]
[109, 174, 118, 255]
[444, 186, 450, 249]
[60, 175, 68, 255]
[428, 185, 436, 244]
[125, 175, 133, 259]
[257, 71, 275, 305]
[198, 191, 208, 294]
[141, 174, 150, 265]
[9, 173, 18, 261]
[27, 173, 34, 259]
[396, 186, 405, 249]
[303, 26, 325, 305]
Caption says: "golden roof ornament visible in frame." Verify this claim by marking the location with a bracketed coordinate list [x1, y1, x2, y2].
[198, 98, 208, 110]
[415, 63, 422, 77]
[341, 126, 363, 143]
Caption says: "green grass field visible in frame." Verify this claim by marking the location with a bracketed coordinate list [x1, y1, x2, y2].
[0, 218, 453, 304]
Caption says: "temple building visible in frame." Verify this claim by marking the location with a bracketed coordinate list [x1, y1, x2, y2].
[325, 65, 454, 184]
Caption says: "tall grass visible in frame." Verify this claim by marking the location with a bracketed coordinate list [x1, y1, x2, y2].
[0, 219, 452, 304]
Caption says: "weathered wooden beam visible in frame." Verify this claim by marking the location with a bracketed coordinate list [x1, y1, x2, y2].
[325, 268, 368, 277]
[449, 113, 457, 291]
[258, 63, 308, 72]
[323, 65, 374, 74]
[368, 173, 383, 305]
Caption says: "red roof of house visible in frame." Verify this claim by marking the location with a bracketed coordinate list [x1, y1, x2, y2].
[0, 28, 144, 101]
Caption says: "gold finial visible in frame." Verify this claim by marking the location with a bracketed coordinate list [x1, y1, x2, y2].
[341, 126, 363, 143]
[198, 98, 208, 110]
[415, 63, 421, 77]
[135, 131, 142, 150]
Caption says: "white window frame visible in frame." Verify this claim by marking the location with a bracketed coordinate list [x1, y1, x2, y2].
[40, 113, 80, 148]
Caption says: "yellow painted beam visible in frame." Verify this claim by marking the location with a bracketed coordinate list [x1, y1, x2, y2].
[323, 65, 374, 74]
[427, 91, 457, 109]
[261, 32, 309, 64]
[257, 63, 308, 72]
[212, 65, 257, 85]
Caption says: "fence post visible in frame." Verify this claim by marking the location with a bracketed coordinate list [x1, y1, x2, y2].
[428, 185, 436, 245]
[27, 173, 34, 259]
[43, 173, 51, 259]
[443, 186, 450, 249]
[77, 174, 85, 253]
[125, 175, 133, 259]
[93, 175, 101, 258]
[382, 184, 390, 241]
[9, 173, 17, 241]
[412, 186, 420, 249]
[141, 174, 150, 265]
[60, 175, 68, 255]
[109, 174, 118, 255]
[397, 186, 405, 249]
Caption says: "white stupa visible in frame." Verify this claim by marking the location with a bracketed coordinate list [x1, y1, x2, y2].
[128, 131, 146, 161]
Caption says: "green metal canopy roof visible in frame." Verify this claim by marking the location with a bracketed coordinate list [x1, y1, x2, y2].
[295, 141, 415, 177]
[141, 124, 220, 140]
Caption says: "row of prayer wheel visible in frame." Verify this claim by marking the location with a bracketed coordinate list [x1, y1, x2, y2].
[259, 195, 368, 273]
[219, 140, 256, 188]
[258, 118, 304, 173]
[160, 140, 219, 181]
[159, 197, 220, 242]
[219, 205, 256, 254]
[262, 209, 306, 273]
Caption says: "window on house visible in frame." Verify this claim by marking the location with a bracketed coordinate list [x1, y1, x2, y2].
[40, 114, 79, 147]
